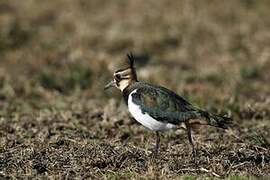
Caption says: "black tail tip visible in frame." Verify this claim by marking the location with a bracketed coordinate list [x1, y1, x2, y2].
[217, 116, 233, 129]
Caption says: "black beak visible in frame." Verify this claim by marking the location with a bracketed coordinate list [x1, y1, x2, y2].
[104, 80, 116, 90]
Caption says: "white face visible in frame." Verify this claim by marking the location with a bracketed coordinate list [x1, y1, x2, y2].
[117, 79, 130, 91]
[113, 72, 131, 91]
[105, 66, 137, 91]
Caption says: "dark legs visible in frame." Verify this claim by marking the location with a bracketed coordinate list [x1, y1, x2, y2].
[187, 127, 197, 164]
[151, 129, 197, 162]
[153, 131, 160, 157]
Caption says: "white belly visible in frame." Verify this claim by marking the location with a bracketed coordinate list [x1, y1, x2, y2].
[128, 90, 176, 131]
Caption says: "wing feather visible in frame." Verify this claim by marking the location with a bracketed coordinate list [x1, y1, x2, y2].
[130, 84, 199, 124]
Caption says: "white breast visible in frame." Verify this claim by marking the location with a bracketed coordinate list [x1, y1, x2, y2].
[128, 89, 176, 131]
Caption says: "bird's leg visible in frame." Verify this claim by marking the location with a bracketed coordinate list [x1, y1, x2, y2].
[153, 131, 160, 157]
[187, 127, 197, 164]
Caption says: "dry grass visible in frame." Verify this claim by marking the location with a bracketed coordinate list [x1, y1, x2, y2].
[0, 0, 270, 179]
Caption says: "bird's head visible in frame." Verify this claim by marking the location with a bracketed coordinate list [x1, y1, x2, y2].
[104, 53, 138, 91]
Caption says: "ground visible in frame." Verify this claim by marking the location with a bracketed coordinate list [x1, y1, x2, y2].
[0, 0, 270, 179]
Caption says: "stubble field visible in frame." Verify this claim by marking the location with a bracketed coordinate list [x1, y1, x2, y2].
[0, 0, 270, 179]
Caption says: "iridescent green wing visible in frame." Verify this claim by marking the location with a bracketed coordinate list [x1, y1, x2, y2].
[131, 84, 200, 124]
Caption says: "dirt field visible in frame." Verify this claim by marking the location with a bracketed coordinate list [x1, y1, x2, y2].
[0, 0, 270, 179]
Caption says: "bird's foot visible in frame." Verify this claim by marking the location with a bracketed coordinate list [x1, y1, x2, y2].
[149, 149, 159, 159]
[191, 149, 198, 167]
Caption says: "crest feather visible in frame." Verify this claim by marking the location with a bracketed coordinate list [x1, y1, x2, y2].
[126, 52, 135, 68]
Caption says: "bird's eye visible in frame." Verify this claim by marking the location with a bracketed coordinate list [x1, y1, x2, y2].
[115, 74, 121, 79]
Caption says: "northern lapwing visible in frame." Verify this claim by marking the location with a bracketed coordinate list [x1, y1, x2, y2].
[105, 53, 232, 161]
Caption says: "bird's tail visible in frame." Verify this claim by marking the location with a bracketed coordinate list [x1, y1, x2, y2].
[198, 110, 232, 129]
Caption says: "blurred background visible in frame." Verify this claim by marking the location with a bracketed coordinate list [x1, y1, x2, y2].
[0, 0, 269, 178]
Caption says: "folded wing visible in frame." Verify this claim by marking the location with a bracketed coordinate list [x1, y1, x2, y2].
[130, 84, 200, 125]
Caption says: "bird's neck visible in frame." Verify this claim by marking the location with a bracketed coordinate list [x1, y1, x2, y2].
[122, 81, 137, 105]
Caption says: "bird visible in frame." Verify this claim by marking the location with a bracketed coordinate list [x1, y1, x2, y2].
[104, 53, 232, 161]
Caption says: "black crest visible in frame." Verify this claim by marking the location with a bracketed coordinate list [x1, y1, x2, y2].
[126, 52, 135, 68]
